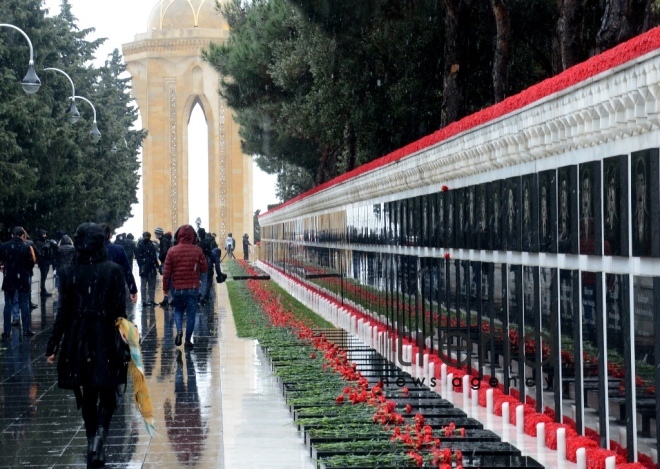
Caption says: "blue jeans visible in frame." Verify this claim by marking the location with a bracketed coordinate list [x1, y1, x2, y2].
[171, 288, 199, 341]
[3, 289, 30, 334]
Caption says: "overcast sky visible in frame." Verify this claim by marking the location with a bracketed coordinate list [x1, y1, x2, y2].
[43, 0, 278, 235]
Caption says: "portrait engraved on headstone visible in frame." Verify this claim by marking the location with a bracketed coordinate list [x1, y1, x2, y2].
[634, 158, 649, 252]
[438, 192, 445, 247]
[468, 186, 475, 249]
[447, 193, 454, 247]
[579, 161, 602, 256]
[478, 184, 488, 249]
[458, 191, 465, 248]
[504, 177, 521, 251]
[630, 149, 659, 257]
[490, 180, 502, 250]
[521, 174, 538, 252]
[538, 169, 557, 253]
[558, 166, 577, 254]
[605, 162, 619, 247]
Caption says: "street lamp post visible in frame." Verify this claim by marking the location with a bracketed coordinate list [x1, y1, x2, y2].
[73, 95, 101, 143]
[43, 67, 80, 123]
[0, 24, 41, 93]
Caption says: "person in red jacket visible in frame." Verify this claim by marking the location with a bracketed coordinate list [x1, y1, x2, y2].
[162, 225, 208, 349]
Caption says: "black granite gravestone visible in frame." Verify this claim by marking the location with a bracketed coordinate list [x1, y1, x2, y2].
[558, 166, 578, 254]
[603, 155, 629, 257]
[538, 169, 557, 253]
[521, 174, 539, 252]
[579, 161, 602, 256]
[489, 180, 502, 251]
[504, 177, 522, 252]
[631, 148, 660, 257]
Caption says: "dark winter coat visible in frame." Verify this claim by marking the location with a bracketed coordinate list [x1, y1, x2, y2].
[136, 239, 159, 277]
[162, 225, 208, 293]
[158, 233, 173, 264]
[46, 223, 128, 390]
[123, 237, 136, 264]
[0, 237, 35, 292]
[104, 240, 138, 295]
[35, 230, 56, 268]
[55, 237, 76, 271]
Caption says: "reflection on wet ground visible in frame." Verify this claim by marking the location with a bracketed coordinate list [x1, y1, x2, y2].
[0, 274, 221, 468]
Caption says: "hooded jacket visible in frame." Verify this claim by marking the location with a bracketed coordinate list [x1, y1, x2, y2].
[46, 223, 128, 389]
[162, 225, 208, 293]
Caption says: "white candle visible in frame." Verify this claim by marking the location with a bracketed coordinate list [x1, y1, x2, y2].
[516, 405, 524, 434]
[605, 456, 616, 469]
[536, 423, 545, 453]
[447, 373, 454, 390]
[463, 375, 471, 398]
[429, 362, 435, 388]
[576, 448, 586, 469]
[486, 389, 494, 414]
[557, 428, 566, 461]
[502, 402, 510, 425]
[441, 363, 447, 383]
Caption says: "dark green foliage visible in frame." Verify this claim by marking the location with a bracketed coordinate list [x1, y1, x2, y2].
[204, 0, 656, 202]
[0, 0, 144, 238]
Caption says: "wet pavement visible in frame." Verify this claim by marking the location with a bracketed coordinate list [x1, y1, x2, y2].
[0, 270, 314, 468]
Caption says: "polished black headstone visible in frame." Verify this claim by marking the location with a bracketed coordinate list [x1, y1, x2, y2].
[538, 169, 557, 253]
[445, 189, 455, 249]
[466, 185, 477, 250]
[477, 183, 489, 250]
[504, 177, 522, 252]
[603, 155, 629, 256]
[579, 161, 602, 255]
[456, 188, 466, 249]
[437, 191, 446, 248]
[521, 174, 539, 252]
[557, 165, 578, 254]
[631, 148, 660, 257]
[490, 180, 503, 251]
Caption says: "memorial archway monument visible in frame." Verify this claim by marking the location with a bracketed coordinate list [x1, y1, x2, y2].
[123, 0, 253, 237]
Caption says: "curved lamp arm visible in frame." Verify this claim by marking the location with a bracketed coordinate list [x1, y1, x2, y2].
[44, 67, 76, 97]
[73, 95, 101, 142]
[0, 23, 41, 93]
[44, 67, 80, 123]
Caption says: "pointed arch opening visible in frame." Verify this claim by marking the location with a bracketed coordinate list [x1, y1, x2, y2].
[188, 99, 209, 229]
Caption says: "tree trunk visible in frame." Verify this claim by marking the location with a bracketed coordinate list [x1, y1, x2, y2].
[491, 0, 512, 103]
[315, 144, 339, 185]
[557, 0, 585, 70]
[596, 0, 648, 52]
[441, 0, 470, 127]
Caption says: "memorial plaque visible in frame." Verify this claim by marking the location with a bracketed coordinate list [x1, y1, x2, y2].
[445, 189, 455, 249]
[490, 180, 503, 251]
[605, 274, 626, 362]
[466, 185, 477, 250]
[603, 155, 628, 256]
[631, 149, 660, 257]
[456, 188, 466, 249]
[477, 183, 489, 250]
[437, 192, 445, 248]
[539, 170, 557, 253]
[581, 271, 598, 348]
[521, 174, 539, 252]
[558, 165, 578, 254]
[559, 270, 574, 339]
[504, 177, 522, 252]
[579, 161, 602, 255]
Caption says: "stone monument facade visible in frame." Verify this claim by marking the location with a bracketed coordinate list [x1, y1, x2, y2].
[123, 0, 253, 238]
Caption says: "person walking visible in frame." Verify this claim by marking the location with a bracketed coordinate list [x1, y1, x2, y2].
[99, 224, 138, 304]
[45, 223, 128, 468]
[123, 233, 137, 265]
[55, 234, 75, 292]
[0, 227, 36, 338]
[242, 234, 252, 261]
[224, 233, 236, 259]
[156, 229, 173, 306]
[162, 225, 208, 349]
[136, 232, 159, 306]
[197, 228, 215, 304]
[35, 229, 56, 296]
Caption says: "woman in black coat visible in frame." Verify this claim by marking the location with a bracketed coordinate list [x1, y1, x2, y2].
[46, 223, 127, 468]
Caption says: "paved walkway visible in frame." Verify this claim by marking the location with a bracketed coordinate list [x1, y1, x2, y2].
[0, 268, 314, 468]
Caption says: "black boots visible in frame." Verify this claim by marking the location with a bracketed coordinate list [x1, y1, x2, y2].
[88, 427, 106, 467]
